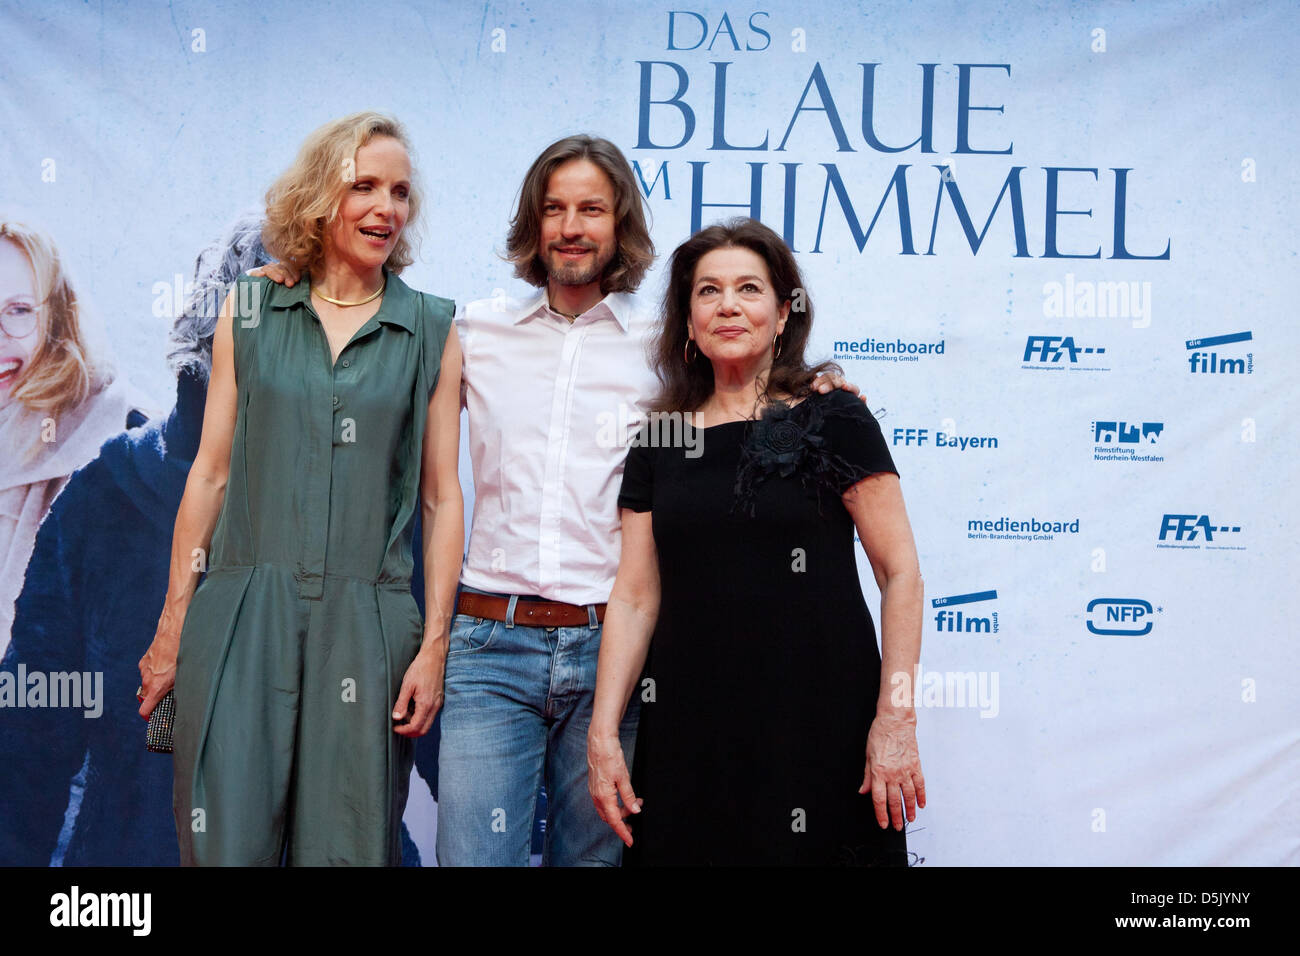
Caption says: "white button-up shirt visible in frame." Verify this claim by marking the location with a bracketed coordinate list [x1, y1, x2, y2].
[456, 290, 659, 605]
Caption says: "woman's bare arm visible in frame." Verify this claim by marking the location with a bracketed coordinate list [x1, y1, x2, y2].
[419, 323, 464, 651]
[391, 324, 464, 736]
[137, 288, 241, 718]
[844, 473, 923, 715]
[843, 472, 926, 829]
[587, 508, 660, 845]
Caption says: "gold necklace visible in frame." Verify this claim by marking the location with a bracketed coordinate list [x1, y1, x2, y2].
[313, 276, 385, 307]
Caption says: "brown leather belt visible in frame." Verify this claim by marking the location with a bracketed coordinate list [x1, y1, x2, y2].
[457, 591, 606, 627]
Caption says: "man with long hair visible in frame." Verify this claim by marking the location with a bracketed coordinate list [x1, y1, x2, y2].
[435, 136, 657, 866]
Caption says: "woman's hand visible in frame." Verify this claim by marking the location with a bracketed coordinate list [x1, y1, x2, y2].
[861, 710, 926, 830]
[810, 370, 863, 399]
[246, 261, 300, 286]
[587, 729, 642, 847]
[137, 611, 182, 720]
[392, 642, 444, 737]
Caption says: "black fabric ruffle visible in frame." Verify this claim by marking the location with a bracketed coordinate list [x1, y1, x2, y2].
[731, 394, 885, 517]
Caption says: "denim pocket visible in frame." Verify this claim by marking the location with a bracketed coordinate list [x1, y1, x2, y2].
[447, 614, 497, 655]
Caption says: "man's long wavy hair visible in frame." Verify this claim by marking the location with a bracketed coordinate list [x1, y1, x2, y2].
[262, 111, 420, 278]
[504, 135, 654, 293]
[649, 217, 840, 414]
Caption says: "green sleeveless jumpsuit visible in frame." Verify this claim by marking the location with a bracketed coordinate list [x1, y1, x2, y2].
[172, 269, 453, 865]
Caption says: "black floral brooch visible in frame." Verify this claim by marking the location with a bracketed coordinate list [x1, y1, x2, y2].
[731, 394, 882, 517]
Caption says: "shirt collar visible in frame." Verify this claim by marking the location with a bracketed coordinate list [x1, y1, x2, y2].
[516, 288, 633, 333]
[267, 265, 416, 332]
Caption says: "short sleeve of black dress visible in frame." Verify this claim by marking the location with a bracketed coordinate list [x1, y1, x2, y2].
[617, 425, 655, 513]
[818, 389, 899, 491]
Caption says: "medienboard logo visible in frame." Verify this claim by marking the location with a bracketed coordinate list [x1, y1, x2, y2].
[967, 515, 1080, 542]
[1157, 514, 1246, 552]
[932, 589, 999, 634]
[1086, 598, 1156, 636]
[832, 336, 946, 363]
[891, 427, 999, 451]
[1186, 331, 1253, 375]
[1021, 334, 1110, 371]
[1091, 419, 1165, 463]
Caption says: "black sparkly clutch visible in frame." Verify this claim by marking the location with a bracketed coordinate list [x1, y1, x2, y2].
[146, 690, 175, 754]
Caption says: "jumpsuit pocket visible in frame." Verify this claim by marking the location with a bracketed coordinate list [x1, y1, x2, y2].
[397, 592, 426, 661]
[447, 614, 498, 656]
[376, 589, 426, 675]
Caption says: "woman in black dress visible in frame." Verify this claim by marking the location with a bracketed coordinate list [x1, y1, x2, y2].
[587, 218, 925, 865]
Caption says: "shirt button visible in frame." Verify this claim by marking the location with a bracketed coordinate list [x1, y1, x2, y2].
[332, 395, 340, 407]
[341, 360, 350, 368]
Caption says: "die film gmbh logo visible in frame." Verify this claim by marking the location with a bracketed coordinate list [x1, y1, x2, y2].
[932, 589, 999, 634]
[1185, 331, 1253, 375]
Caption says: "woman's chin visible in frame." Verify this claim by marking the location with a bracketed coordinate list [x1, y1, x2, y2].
[704, 349, 764, 369]
[329, 246, 390, 272]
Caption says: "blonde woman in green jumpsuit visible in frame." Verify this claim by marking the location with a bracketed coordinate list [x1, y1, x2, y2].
[136, 113, 464, 866]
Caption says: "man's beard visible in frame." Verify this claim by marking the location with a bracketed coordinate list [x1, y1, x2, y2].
[543, 244, 615, 287]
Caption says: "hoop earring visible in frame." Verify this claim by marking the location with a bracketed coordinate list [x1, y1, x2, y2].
[684, 339, 699, 365]
[773, 334, 783, 360]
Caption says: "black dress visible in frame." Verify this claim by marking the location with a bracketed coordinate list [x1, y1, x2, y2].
[617, 388, 908, 866]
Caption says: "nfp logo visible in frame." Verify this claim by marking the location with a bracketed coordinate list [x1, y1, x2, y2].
[932, 589, 998, 634]
[1186, 331, 1253, 375]
[1086, 598, 1154, 636]
[1021, 335, 1110, 371]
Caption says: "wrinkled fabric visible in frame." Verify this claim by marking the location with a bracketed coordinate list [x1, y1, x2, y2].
[171, 270, 452, 866]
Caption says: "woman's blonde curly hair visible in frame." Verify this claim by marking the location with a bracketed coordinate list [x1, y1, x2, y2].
[262, 111, 421, 276]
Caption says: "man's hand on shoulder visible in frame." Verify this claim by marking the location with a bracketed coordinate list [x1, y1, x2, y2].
[811, 371, 865, 402]
[247, 261, 300, 286]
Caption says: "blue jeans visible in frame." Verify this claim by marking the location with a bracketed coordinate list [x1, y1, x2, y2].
[435, 603, 640, 866]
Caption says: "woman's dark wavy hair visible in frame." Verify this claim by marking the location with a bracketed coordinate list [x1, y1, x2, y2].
[649, 217, 840, 413]
[504, 135, 654, 294]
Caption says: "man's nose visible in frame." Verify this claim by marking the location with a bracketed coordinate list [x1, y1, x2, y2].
[560, 207, 582, 237]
